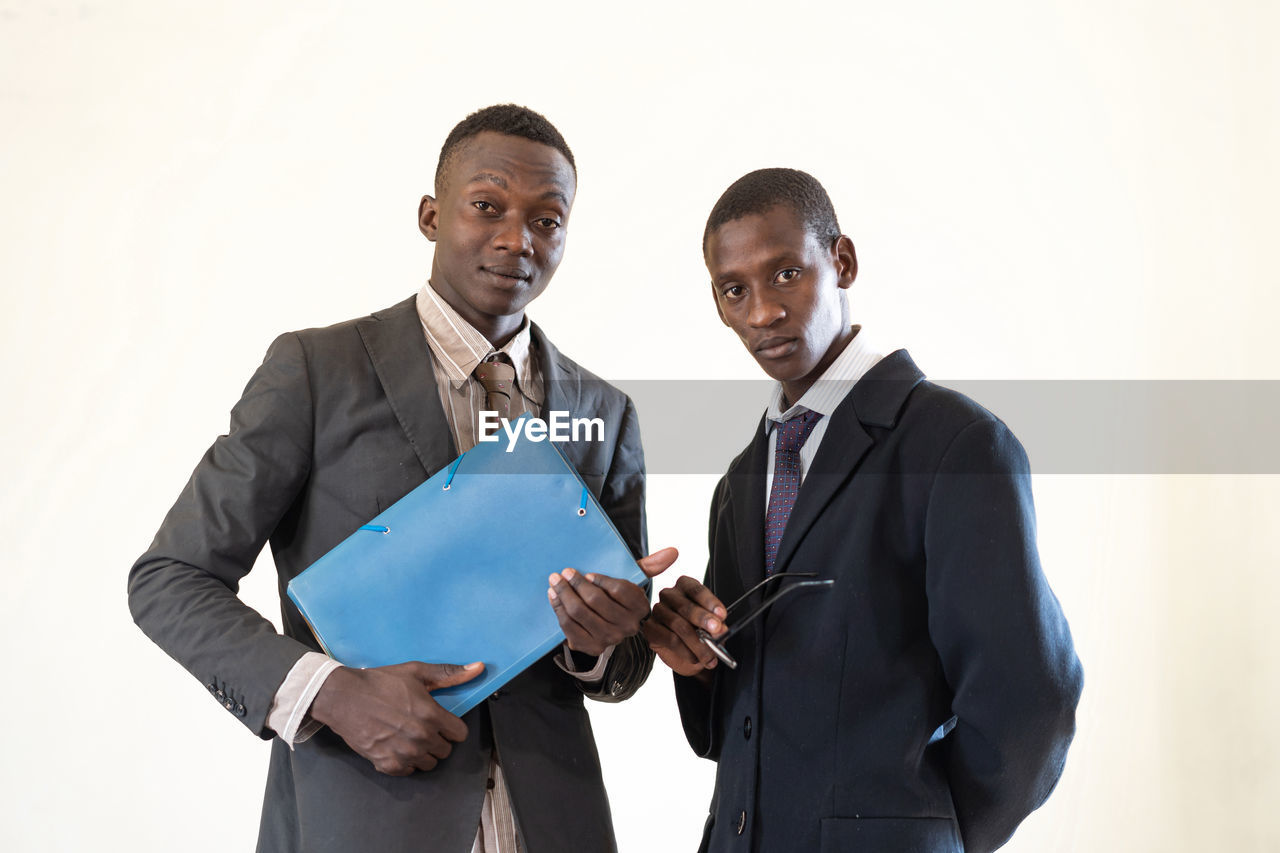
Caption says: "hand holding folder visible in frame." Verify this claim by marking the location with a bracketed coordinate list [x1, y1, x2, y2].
[548, 547, 678, 657]
[309, 660, 484, 776]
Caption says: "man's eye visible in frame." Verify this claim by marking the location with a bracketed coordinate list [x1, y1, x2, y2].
[472, 201, 495, 212]
[722, 285, 745, 299]
[776, 268, 801, 283]
[536, 218, 561, 229]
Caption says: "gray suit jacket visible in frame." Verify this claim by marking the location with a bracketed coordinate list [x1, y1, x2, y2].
[129, 295, 652, 853]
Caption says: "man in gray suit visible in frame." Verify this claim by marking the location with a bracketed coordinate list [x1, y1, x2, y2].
[129, 104, 674, 853]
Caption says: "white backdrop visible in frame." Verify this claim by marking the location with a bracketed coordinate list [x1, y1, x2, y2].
[3, 2, 1278, 851]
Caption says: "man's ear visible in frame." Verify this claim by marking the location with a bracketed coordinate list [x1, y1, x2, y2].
[834, 235, 858, 289]
[418, 195, 440, 241]
[710, 281, 731, 327]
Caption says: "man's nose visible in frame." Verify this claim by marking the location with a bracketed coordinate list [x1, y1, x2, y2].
[493, 218, 533, 256]
[746, 291, 785, 328]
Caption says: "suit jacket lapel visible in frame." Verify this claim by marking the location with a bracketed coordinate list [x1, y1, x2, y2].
[532, 322, 581, 419]
[531, 323, 591, 473]
[356, 296, 458, 477]
[728, 416, 770, 593]
[771, 349, 925, 577]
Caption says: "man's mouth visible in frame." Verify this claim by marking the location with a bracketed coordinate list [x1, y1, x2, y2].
[482, 265, 532, 282]
[753, 336, 798, 359]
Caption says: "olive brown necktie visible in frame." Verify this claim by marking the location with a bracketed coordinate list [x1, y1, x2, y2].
[474, 353, 517, 435]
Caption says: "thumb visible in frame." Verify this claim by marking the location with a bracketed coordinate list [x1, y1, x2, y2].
[638, 546, 679, 579]
[417, 661, 485, 690]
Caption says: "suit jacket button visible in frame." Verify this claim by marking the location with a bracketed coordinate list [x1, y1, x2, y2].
[610, 680, 623, 696]
[490, 690, 502, 701]
[234, 704, 246, 717]
[215, 689, 226, 701]
[743, 716, 752, 739]
[737, 810, 746, 835]
[206, 683, 217, 694]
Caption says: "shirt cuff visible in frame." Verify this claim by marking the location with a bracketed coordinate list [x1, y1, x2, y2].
[266, 652, 343, 748]
[554, 641, 615, 682]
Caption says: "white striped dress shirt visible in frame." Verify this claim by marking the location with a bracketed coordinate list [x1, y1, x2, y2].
[415, 280, 543, 447]
[764, 326, 889, 499]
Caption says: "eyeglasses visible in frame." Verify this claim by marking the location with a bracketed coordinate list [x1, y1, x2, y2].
[697, 572, 835, 670]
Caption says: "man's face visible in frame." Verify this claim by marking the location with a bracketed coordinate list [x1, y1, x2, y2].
[419, 131, 576, 342]
[705, 205, 857, 404]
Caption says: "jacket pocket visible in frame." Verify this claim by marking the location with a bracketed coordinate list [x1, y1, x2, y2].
[819, 816, 962, 853]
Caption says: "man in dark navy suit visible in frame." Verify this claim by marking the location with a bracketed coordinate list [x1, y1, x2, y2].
[644, 168, 1083, 853]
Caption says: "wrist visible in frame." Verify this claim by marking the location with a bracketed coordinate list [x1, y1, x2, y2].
[309, 665, 358, 727]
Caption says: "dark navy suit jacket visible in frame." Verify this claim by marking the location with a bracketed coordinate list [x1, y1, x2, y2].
[676, 350, 1082, 853]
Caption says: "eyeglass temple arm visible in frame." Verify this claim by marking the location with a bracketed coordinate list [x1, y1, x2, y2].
[723, 572, 821, 617]
[719, 579, 835, 642]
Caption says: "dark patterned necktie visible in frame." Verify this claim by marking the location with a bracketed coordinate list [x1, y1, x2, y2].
[764, 410, 823, 576]
[474, 353, 516, 436]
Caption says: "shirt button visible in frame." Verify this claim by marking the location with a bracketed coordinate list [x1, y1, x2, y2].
[737, 810, 746, 835]
[743, 716, 752, 739]
[490, 690, 503, 701]
[486, 778, 496, 790]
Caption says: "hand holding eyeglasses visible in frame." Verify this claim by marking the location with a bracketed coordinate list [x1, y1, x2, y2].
[643, 576, 732, 678]
[646, 573, 837, 675]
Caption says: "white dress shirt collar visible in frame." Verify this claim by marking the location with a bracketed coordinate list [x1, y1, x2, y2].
[416, 281, 542, 406]
[764, 325, 887, 433]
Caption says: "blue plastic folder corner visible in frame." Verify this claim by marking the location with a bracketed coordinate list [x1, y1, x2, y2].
[286, 418, 644, 717]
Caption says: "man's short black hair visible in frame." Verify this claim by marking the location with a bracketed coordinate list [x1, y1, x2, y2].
[703, 168, 841, 253]
[435, 104, 576, 192]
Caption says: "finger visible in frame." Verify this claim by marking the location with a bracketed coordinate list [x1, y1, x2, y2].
[637, 546, 679, 578]
[642, 618, 702, 670]
[580, 573, 652, 618]
[417, 661, 485, 690]
[560, 568, 638, 626]
[403, 736, 444, 772]
[430, 707, 470, 744]
[652, 603, 721, 669]
[420, 735, 454, 763]
[552, 572, 624, 639]
[674, 576, 728, 620]
[374, 759, 415, 777]
[659, 585, 727, 638]
[548, 585, 602, 651]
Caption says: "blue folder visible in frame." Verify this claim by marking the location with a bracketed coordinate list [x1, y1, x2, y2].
[286, 419, 644, 717]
